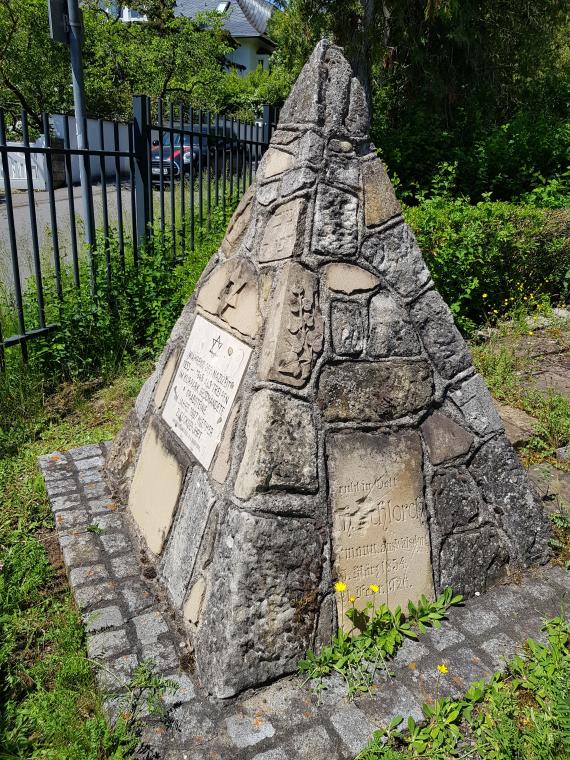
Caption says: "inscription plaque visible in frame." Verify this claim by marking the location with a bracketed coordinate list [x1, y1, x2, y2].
[162, 314, 252, 469]
[328, 431, 434, 626]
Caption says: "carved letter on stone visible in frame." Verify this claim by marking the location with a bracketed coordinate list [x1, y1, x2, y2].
[258, 262, 324, 388]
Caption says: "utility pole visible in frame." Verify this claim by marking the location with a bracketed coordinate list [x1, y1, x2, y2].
[49, 0, 96, 289]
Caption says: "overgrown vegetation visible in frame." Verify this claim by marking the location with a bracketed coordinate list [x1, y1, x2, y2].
[299, 587, 463, 698]
[357, 615, 570, 760]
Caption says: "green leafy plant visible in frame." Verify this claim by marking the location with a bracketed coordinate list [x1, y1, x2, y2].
[299, 587, 462, 698]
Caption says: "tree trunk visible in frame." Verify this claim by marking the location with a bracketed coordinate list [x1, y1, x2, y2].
[350, 0, 375, 111]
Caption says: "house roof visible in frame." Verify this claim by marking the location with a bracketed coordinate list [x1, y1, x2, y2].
[175, 0, 275, 39]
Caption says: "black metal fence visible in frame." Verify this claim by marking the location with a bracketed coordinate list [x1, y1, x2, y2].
[0, 95, 278, 363]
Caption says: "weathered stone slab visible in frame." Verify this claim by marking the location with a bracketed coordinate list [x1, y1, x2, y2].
[221, 184, 255, 258]
[325, 157, 360, 190]
[410, 290, 472, 380]
[259, 198, 305, 263]
[362, 159, 401, 227]
[362, 223, 431, 298]
[279, 41, 325, 125]
[323, 46, 352, 129]
[421, 412, 473, 465]
[431, 467, 482, 535]
[323, 263, 379, 294]
[368, 292, 421, 357]
[160, 467, 216, 607]
[260, 148, 295, 180]
[451, 375, 504, 436]
[312, 185, 359, 258]
[328, 431, 434, 622]
[318, 360, 433, 422]
[128, 421, 185, 555]
[439, 526, 509, 597]
[162, 315, 252, 470]
[258, 262, 324, 388]
[345, 76, 369, 136]
[196, 257, 259, 339]
[154, 348, 180, 409]
[234, 389, 318, 500]
[331, 301, 366, 356]
[105, 409, 141, 505]
[195, 508, 323, 697]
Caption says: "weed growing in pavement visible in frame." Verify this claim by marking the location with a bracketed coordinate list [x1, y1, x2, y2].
[299, 586, 462, 699]
[357, 616, 570, 760]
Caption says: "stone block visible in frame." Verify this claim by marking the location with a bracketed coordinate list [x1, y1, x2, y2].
[325, 156, 360, 190]
[140, 640, 179, 670]
[226, 713, 276, 749]
[298, 130, 324, 164]
[330, 704, 376, 755]
[128, 422, 185, 556]
[331, 300, 366, 356]
[318, 360, 433, 422]
[439, 526, 509, 598]
[161, 672, 196, 706]
[290, 726, 335, 757]
[431, 467, 481, 535]
[260, 148, 295, 180]
[323, 262, 379, 294]
[221, 183, 254, 258]
[454, 604, 500, 636]
[100, 533, 133, 556]
[196, 257, 260, 339]
[154, 349, 180, 409]
[121, 582, 154, 614]
[61, 533, 101, 567]
[451, 375, 504, 436]
[324, 46, 352, 128]
[368, 291, 421, 357]
[421, 412, 474, 465]
[74, 581, 118, 611]
[105, 409, 141, 506]
[495, 402, 536, 449]
[195, 508, 323, 697]
[258, 262, 323, 388]
[362, 158, 401, 227]
[161, 467, 216, 607]
[410, 290, 472, 380]
[312, 185, 358, 258]
[132, 610, 169, 644]
[235, 389, 318, 500]
[362, 223, 431, 299]
[259, 198, 305, 263]
[110, 554, 141, 579]
[470, 437, 550, 566]
[328, 430, 434, 617]
[257, 179, 280, 206]
[84, 605, 124, 633]
[278, 41, 325, 125]
[96, 653, 139, 691]
[210, 403, 240, 484]
[281, 166, 317, 196]
[87, 629, 129, 659]
[183, 576, 207, 624]
[480, 633, 518, 669]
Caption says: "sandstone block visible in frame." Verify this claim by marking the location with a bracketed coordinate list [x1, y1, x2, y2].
[318, 360, 433, 422]
[410, 290, 472, 380]
[258, 262, 323, 387]
[362, 159, 401, 227]
[153, 348, 180, 409]
[260, 148, 294, 180]
[323, 263, 379, 294]
[234, 389, 318, 500]
[196, 257, 259, 339]
[221, 183, 255, 258]
[421, 411, 474, 465]
[259, 198, 305, 263]
[368, 291, 421, 357]
[128, 422, 185, 555]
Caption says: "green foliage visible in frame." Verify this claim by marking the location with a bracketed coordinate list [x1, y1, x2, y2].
[299, 589, 462, 698]
[357, 616, 570, 760]
[405, 197, 570, 333]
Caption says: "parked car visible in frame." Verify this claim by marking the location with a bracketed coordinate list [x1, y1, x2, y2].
[151, 127, 235, 184]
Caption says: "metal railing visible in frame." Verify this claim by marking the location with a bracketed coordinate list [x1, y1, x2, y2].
[0, 96, 278, 364]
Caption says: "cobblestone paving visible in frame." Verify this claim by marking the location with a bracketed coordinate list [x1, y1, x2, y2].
[39, 446, 570, 760]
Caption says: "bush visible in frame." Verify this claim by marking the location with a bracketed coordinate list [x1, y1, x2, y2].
[405, 198, 570, 333]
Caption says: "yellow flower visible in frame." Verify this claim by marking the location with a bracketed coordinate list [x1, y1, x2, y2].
[437, 663, 448, 674]
[528, 331, 534, 336]
[482, 293, 488, 299]
[349, 596, 356, 604]
[334, 581, 347, 593]
[369, 584, 380, 594]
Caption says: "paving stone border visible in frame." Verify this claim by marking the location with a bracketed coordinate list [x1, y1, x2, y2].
[40, 444, 570, 759]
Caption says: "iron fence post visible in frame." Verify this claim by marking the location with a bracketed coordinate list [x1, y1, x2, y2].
[133, 95, 150, 248]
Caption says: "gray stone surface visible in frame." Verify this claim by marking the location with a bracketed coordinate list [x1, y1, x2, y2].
[451, 374, 504, 436]
[160, 467, 216, 607]
[235, 389, 318, 500]
[331, 300, 366, 356]
[410, 290, 472, 380]
[318, 360, 433, 422]
[439, 526, 510, 597]
[226, 714, 276, 748]
[422, 412, 473, 465]
[330, 704, 376, 755]
[368, 291, 421, 357]
[312, 185, 359, 258]
[195, 507, 323, 697]
[362, 224, 431, 298]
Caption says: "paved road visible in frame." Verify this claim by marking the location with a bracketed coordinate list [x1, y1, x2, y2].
[0, 184, 134, 296]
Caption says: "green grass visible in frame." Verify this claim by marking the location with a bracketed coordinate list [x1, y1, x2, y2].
[357, 616, 570, 760]
[0, 362, 152, 758]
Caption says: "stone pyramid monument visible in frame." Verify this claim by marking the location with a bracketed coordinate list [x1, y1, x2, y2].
[106, 40, 549, 698]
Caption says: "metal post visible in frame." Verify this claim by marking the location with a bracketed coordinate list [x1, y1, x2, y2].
[67, 0, 96, 264]
[133, 95, 150, 248]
